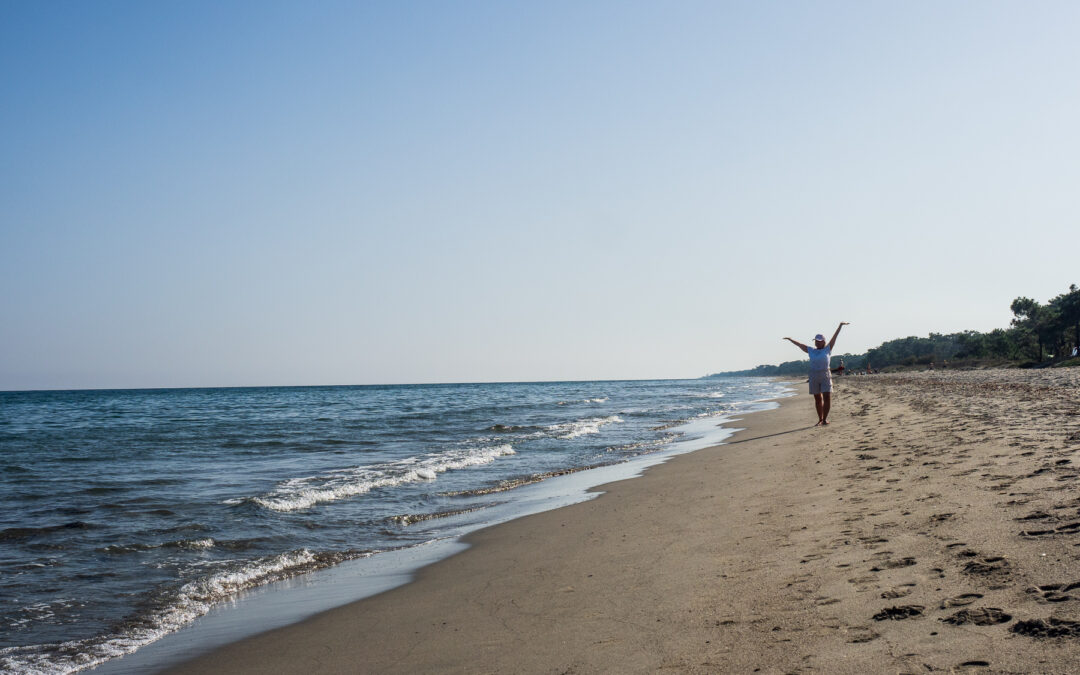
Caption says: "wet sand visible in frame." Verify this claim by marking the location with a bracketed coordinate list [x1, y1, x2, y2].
[163, 369, 1080, 674]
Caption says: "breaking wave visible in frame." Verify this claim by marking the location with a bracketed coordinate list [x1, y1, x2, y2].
[0, 547, 370, 675]
[547, 415, 623, 440]
[242, 445, 516, 512]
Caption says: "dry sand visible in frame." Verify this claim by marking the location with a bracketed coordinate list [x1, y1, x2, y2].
[163, 369, 1080, 674]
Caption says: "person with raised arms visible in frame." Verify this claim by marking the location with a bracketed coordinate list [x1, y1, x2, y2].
[783, 322, 850, 426]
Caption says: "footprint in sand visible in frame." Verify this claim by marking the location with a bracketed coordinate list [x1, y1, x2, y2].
[1020, 522, 1080, 538]
[1012, 617, 1080, 638]
[846, 626, 879, 643]
[1003, 498, 1034, 508]
[859, 536, 888, 547]
[955, 550, 1011, 583]
[881, 583, 917, 599]
[940, 607, 1012, 625]
[1026, 582, 1080, 603]
[1015, 511, 1056, 522]
[870, 556, 916, 572]
[940, 593, 983, 608]
[872, 605, 925, 621]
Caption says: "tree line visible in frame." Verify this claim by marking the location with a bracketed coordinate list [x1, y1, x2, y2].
[708, 284, 1080, 377]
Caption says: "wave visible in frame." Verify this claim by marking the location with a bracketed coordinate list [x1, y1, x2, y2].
[547, 415, 622, 440]
[387, 505, 492, 526]
[650, 405, 737, 430]
[0, 548, 371, 675]
[604, 433, 679, 455]
[220, 439, 287, 449]
[651, 419, 684, 431]
[484, 424, 544, 433]
[98, 538, 215, 555]
[239, 444, 516, 512]
[439, 463, 609, 497]
[556, 397, 609, 405]
[0, 521, 103, 541]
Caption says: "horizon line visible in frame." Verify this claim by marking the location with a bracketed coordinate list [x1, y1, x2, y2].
[0, 373, 767, 394]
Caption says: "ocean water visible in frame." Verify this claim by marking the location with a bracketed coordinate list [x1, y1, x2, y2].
[0, 377, 789, 674]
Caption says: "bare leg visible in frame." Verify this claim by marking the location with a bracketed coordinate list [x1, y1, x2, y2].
[813, 393, 824, 425]
[821, 392, 831, 425]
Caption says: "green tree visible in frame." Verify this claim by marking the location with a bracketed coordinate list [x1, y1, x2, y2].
[1010, 297, 1058, 362]
[1049, 284, 1080, 355]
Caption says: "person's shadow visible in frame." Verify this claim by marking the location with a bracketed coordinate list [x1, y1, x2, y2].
[722, 426, 816, 444]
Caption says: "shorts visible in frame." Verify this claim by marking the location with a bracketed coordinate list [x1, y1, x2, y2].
[809, 371, 832, 395]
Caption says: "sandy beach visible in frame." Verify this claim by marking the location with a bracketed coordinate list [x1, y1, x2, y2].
[162, 369, 1080, 674]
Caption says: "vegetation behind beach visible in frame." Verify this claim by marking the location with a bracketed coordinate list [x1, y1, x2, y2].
[712, 284, 1080, 377]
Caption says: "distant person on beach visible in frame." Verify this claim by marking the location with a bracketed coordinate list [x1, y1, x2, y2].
[832, 358, 846, 377]
[783, 322, 850, 426]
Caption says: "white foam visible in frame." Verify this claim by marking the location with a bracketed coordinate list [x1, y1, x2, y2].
[249, 444, 516, 512]
[0, 549, 328, 675]
[548, 415, 623, 440]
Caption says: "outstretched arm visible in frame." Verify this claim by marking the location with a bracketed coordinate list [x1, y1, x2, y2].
[783, 337, 809, 353]
[827, 322, 850, 351]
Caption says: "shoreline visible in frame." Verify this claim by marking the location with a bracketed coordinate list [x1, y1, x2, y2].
[156, 368, 1080, 673]
[153, 385, 805, 674]
[86, 384, 793, 674]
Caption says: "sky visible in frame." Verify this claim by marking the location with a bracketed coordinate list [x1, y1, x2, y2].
[2, 1, 1079, 390]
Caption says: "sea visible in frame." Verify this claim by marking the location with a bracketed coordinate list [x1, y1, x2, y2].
[0, 377, 791, 674]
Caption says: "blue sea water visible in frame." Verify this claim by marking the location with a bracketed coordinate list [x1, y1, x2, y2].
[0, 377, 789, 674]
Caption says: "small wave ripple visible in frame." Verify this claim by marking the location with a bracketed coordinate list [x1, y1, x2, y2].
[556, 397, 609, 405]
[98, 538, 215, 555]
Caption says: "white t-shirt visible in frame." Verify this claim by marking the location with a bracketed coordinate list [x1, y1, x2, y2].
[808, 346, 831, 374]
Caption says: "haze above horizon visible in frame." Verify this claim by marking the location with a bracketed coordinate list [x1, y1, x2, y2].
[3, 1, 1078, 391]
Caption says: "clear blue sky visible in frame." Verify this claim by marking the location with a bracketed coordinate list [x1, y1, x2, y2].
[2, 1, 1078, 389]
